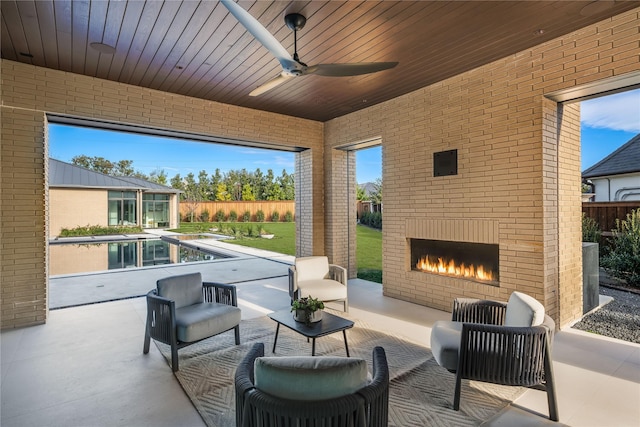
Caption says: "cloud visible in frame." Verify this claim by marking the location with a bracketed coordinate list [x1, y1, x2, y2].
[581, 89, 640, 133]
[253, 155, 295, 170]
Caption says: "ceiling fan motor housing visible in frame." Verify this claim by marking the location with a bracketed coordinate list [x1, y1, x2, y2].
[285, 13, 306, 31]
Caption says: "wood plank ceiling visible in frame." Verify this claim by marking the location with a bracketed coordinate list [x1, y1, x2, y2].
[2, 1, 638, 122]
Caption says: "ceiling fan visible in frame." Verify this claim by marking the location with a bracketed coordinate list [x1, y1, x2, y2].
[220, 0, 399, 96]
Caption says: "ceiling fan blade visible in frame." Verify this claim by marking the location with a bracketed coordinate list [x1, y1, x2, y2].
[220, 0, 296, 69]
[249, 73, 294, 96]
[309, 62, 399, 77]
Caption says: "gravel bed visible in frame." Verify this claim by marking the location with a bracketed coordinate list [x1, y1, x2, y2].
[572, 286, 640, 344]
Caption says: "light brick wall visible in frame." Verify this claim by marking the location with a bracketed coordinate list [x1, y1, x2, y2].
[0, 61, 323, 329]
[295, 149, 320, 257]
[557, 102, 583, 326]
[541, 98, 560, 319]
[323, 148, 358, 276]
[324, 8, 640, 327]
[347, 151, 357, 278]
[1, 7, 638, 329]
[1, 107, 48, 328]
[49, 189, 108, 238]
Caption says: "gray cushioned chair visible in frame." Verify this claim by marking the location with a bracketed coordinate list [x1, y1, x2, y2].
[430, 291, 559, 421]
[235, 343, 389, 427]
[289, 256, 348, 311]
[143, 272, 241, 371]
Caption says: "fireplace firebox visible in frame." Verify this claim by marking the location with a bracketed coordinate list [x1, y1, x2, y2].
[410, 238, 499, 285]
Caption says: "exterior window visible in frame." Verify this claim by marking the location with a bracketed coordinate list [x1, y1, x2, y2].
[142, 193, 170, 228]
[108, 191, 137, 226]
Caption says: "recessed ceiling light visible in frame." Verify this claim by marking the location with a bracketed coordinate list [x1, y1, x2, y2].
[90, 42, 116, 55]
[534, 29, 545, 36]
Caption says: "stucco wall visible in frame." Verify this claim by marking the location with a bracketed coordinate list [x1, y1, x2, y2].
[592, 174, 640, 201]
[324, 8, 640, 327]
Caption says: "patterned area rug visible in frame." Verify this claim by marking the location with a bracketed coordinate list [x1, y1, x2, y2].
[155, 312, 524, 426]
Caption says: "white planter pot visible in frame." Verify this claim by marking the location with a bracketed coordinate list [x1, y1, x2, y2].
[293, 309, 323, 323]
[261, 234, 274, 239]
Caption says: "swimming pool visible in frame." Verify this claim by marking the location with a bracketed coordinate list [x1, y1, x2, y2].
[49, 238, 233, 276]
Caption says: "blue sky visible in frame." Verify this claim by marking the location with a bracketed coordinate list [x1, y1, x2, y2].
[580, 89, 640, 170]
[49, 88, 639, 184]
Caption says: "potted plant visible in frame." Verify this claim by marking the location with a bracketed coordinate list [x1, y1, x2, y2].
[259, 226, 274, 239]
[291, 296, 325, 324]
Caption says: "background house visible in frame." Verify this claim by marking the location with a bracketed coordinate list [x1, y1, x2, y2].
[582, 134, 640, 202]
[49, 158, 181, 238]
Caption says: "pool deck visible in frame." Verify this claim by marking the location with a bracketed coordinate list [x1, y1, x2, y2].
[49, 232, 294, 309]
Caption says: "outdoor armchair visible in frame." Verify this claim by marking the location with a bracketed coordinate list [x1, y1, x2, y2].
[289, 256, 348, 311]
[430, 291, 559, 421]
[143, 272, 241, 372]
[235, 342, 389, 427]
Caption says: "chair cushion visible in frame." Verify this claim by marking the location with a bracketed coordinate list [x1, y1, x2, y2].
[157, 272, 204, 309]
[174, 303, 241, 343]
[430, 320, 463, 371]
[295, 256, 330, 282]
[505, 292, 545, 327]
[254, 356, 368, 401]
[297, 279, 347, 301]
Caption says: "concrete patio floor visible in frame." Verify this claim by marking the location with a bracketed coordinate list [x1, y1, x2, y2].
[2, 243, 639, 426]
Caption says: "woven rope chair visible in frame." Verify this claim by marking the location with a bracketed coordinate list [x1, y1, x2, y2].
[432, 296, 559, 422]
[235, 343, 389, 427]
[143, 272, 241, 372]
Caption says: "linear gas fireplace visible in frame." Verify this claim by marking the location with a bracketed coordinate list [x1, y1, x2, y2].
[410, 238, 499, 285]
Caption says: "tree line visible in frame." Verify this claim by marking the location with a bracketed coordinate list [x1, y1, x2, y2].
[70, 155, 295, 201]
[70, 155, 383, 204]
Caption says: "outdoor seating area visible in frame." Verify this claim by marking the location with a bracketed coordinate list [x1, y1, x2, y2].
[2, 3, 640, 426]
[2, 269, 639, 427]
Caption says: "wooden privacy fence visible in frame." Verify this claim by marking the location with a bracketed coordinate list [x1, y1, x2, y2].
[180, 201, 295, 222]
[582, 201, 640, 232]
[356, 201, 382, 218]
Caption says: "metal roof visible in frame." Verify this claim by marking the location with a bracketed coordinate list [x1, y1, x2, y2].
[582, 134, 640, 179]
[48, 158, 181, 193]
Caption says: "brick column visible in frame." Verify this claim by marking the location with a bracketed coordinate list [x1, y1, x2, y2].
[1, 107, 48, 328]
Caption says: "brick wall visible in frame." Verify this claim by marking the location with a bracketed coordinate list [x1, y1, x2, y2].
[324, 8, 640, 327]
[1, 107, 48, 328]
[557, 102, 583, 326]
[1, 7, 638, 329]
[49, 188, 108, 238]
[0, 61, 323, 329]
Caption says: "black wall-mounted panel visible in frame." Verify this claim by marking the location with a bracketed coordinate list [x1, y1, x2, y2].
[433, 149, 458, 177]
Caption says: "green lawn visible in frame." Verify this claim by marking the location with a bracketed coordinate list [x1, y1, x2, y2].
[223, 222, 297, 256]
[355, 225, 383, 283]
[171, 222, 382, 282]
[170, 222, 296, 255]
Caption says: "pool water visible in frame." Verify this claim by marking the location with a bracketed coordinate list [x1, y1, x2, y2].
[49, 238, 231, 276]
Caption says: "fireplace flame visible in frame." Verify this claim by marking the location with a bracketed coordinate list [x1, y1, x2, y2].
[416, 256, 495, 281]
